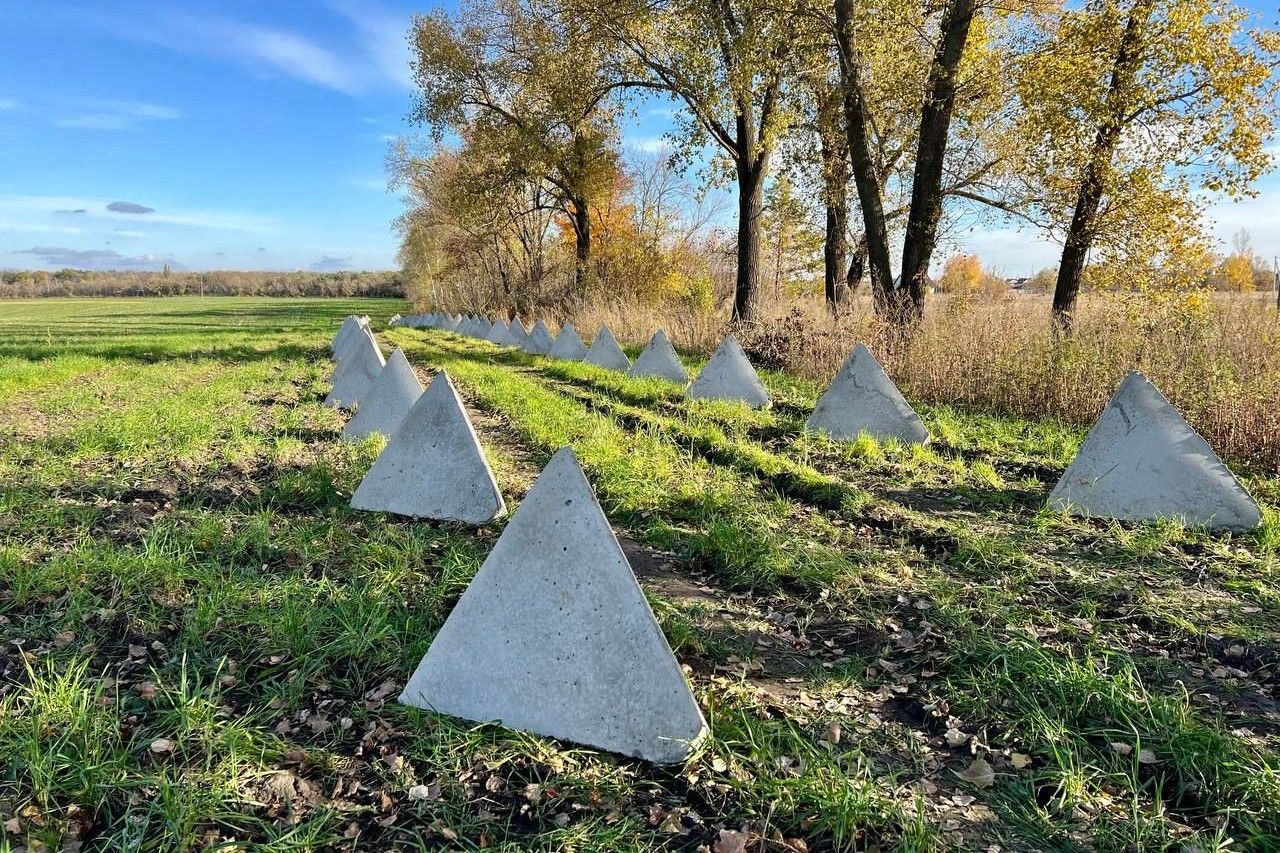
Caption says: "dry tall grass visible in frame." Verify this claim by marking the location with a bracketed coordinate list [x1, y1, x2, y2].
[564, 291, 1280, 471]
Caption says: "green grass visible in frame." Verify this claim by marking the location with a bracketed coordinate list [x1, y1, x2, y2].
[1, 297, 1278, 851]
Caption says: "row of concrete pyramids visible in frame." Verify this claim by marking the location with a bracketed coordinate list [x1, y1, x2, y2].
[341, 314, 1262, 531]
[325, 314, 1262, 764]
[327, 316, 706, 763]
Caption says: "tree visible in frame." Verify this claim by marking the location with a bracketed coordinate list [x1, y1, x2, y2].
[409, 0, 623, 295]
[575, 0, 818, 322]
[1012, 0, 1279, 328]
[937, 253, 983, 293]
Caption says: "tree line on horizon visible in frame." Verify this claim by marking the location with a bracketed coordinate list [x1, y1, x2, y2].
[391, 0, 1279, 330]
[0, 269, 404, 299]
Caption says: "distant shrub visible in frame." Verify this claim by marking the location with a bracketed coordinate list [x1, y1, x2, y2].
[0, 269, 404, 299]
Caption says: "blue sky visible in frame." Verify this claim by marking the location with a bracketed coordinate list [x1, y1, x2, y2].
[0, 1, 1276, 276]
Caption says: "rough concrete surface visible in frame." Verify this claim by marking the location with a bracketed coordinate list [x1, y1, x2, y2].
[350, 370, 506, 524]
[627, 330, 689, 384]
[399, 447, 708, 763]
[325, 327, 385, 409]
[583, 326, 631, 371]
[523, 320, 555, 355]
[342, 348, 423, 441]
[686, 336, 771, 409]
[1047, 371, 1261, 531]
[548, 323, 588, 360]
[806, 344, 928, 444]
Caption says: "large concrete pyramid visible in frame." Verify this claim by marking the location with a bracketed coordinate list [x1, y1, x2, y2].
[332, 316, 365, 356]
[343, 348, 423, 441]
[351, 371, 506, 523]
[474, 318, 493, 339]
[1048, 371, 1261, 531]
[583, 327, 631, 371]
[628, 330, 689, 384]
[806, 344, 927, 444]
[522, 320, 554, 355]
[325, 327, 385, 409]
[686, 336, 770, 409]
[399, 447, 707, 763]
[509, 316, 529, 346]
[548, 323, 588, 360]
[334, 316, 373, 361]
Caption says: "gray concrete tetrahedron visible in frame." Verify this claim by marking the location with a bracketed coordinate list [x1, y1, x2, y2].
[325, 327, 386, 409]
[522, 320, 554, 355]
[548, 323, 588, 360]
[485, 319, 516, 346]
[686, 336, 770, 409]
[332, 315, 364, 356]
[399, 447, 708, 763]
[343, 348, 423, 441]
[583, 327, 631, 371]
[627, 330, 689, 384]
[350, 370, 506, 524]
[806, 344, 927, 444]
[1047, 371, 1261, 531]
[509, 316, 529, 346]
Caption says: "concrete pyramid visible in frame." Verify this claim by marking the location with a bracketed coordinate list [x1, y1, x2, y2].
[332, 315, 368, 357]
[806, 344, 927, 444]
[343, 348, 423, 441]
[399, 447, 707, 763]
[522, 320, 554, 355]
[486, 319, 518, 347]
[1048, 371, 1261, 530]
[474, 318, 493, 339]
[326, 327, 385, 409]
[584, 327, 631, 371]
[627, 330, 689, 384]
[548, 322, 588, 360]
[351, 371, 506, 523]
[509, 316, 529, 345]
[686, 336, 770, 409]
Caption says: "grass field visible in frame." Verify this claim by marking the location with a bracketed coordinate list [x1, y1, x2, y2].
[2, 297, 1279, 852]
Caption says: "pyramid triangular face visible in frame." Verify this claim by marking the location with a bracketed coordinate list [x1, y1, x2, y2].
[1048, 371, 1261, 531]
[522, 320, 554, 355]
[332, 316, 363, 355]
[351, 371, 505, 523]
[584, 327, 632, 371]
[548, 323, 587, 360]
[485, 319, 513, 345]
[343, 349, 424, 441]
[686, 336, 770, 409]
[400, 447, 707, 763]
[509, 316, 529, 345]
[474, 319, 493, 339]
[333, 316, 372, 359]
[806, 344, 927, 444]
[627, 330, 689, 384]
[325, 327, 386, 409]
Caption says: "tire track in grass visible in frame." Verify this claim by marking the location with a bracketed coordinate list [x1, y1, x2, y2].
[394, 330, 1280, 845]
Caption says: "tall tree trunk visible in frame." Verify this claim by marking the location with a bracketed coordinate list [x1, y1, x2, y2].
[820, 114, 851, 309]
[734, 156, 767, 323]
[897, 0, 978, 325]
[570, 197, 591, 296]
[834, 0, 894, 318]
[847, 237, 866, 294]
[1052, 0, 1154, 331]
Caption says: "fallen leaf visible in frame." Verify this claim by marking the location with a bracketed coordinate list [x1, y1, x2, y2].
[150, 738, 174, 754]
[956, 758, 995, 788]
[1109, 742, 1133, 756]
[1137, 748, 1158, 765]
[52, 630, 76, 649]
[714, 829, 749, 853]
[945, 728, 970, 747]
[134, 681, 157, 700]
[1010, 753, 1032, 770]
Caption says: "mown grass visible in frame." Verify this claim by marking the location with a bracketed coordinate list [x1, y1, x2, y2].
[1, 298, 1277, 851]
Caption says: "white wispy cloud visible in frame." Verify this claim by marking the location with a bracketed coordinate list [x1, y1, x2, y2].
[0, 194, 278, 235]
[626, 136, 673, 155]
[0, 98, 18, 111]
[56, 99, 181, 131]
[328, 0, 414, 89]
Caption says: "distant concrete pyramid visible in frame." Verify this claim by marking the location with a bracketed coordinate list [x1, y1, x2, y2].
[548, 323, 588, 360]
[522, 320, 555, 355]
[325, 327, 385, 409]
[1048, 371, 1261, 531]
[806, 344, 927, 444]
[485, 319, 516, 346]
[628, 330, 689, 384]
[509, 316, 530, 346]
[399, 447, 707, 763]
[686, 336, 770, 409]
[343, 348, 423, 441]
[583, 327, 631, 371]
[474, 318, 493, 339]
[350, 371, 506, 524]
